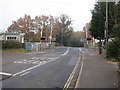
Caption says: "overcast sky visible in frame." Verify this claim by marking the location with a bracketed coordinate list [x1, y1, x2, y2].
[0, 0, 96, 32]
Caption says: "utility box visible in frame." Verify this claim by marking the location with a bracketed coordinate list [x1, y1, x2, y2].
[25, 42, 32, 51]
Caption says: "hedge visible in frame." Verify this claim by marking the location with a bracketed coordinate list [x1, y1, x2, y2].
[2, 40, 22, 49]
[107, 38, 120, 60]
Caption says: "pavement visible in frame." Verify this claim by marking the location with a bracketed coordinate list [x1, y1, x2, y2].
[75, 48, 119, 88]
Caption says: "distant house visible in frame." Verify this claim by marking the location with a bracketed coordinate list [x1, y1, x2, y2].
[0, 33, 25, 43]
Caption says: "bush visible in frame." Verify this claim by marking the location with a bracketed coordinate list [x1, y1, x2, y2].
[2, 40, 22, 49]
[107, 38, 120, 59]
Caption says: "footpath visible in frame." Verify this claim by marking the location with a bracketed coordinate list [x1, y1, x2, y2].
[75, 48, 119, 89]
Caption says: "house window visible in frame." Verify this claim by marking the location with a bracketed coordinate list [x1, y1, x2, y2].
[7, 37, 10, 40]
[7, 37, 16, 40]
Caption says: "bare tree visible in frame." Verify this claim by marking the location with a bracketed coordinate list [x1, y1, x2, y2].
[56, 14, 73, 46]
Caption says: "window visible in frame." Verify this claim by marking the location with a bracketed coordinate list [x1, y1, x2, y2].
[7, 37, 16, 40]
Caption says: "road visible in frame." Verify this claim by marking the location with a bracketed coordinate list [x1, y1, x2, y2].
[2, 47, 82, 88]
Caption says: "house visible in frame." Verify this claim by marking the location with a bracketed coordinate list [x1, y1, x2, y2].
[0, 33, 25, 43]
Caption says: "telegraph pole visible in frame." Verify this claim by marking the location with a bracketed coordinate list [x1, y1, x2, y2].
[105, 0, 108, 57]
[105, 0, 108, 48]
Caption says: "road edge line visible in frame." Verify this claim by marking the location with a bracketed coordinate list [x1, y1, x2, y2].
[74, 48, 84, 88]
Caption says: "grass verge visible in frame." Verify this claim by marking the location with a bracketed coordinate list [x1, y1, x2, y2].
[110, 58, 118, 62]
[1, 48, 26, 53]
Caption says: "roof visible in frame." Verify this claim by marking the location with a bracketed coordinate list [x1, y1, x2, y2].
[0, 33, 25, 35]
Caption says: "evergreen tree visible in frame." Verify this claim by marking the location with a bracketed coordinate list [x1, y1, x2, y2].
[90, 2, 106, 54]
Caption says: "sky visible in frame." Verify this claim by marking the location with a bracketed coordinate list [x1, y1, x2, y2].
[0, 0, 96, 32]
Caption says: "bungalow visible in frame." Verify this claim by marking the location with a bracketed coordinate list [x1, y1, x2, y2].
[0, 33, 25, 43]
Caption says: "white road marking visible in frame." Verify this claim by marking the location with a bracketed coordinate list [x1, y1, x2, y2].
[14, 47, 69, 65]
[63, 48, 80, 89]
[13, 63, 43, 76]
[54, 57, 59, 60]
[79, 48, 82, 52]
[0, 72, 12, 76]
[61, 47, 70, 56]
[14, 57, 54, 65]
[75, 48, 84, 88]
[20, 71, 31, 76]
[13, 47, 70, 77]
[17, 61, 22, 63]
[14, 61, 17, 63]
[32, 61, 39, 64]
[23, 60, 26, 61]
[38, 62, 42, 64]
[13, 57, 58, 76]
[28, 60, 36, 63]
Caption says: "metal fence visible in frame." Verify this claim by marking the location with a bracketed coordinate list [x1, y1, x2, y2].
[24, 42, 55, 51]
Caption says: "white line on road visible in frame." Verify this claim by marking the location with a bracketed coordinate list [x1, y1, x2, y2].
[13, 47, 70, 77]
[0, 72, 12, 76]
[61, 47, 70, 56]
[12, 56, 60, 76]
[12, 62, 45, 76]
[63, 48, 81, 89]
[20, 71, 31, 76]
[75, 48, 84, 88]
[32, 61, 40, 64]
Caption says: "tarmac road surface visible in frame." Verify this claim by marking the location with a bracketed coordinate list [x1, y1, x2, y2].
[2, 47, 81, 88]
[1, 47, 118, 89]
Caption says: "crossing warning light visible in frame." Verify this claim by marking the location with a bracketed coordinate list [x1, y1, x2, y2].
[40, 36, 46, 40]
[87, 38, 92, 41]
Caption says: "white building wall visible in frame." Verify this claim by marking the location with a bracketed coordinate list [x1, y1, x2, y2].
[0, 36, 2, 40]
[0, 33, 25, 43]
